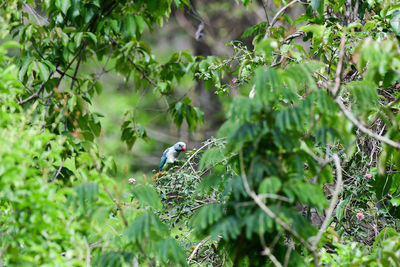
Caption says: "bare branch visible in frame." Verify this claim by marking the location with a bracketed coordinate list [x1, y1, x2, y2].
[195, 22, 205, 40]
[263, 0, 300, 39]
[178, 137, 225, 171]
[83, 237, 91, 267]
[83, 53, 112, 95]
[0, 1, 7, 9]
[258, 193, 291, 202]
[187, 236, 211, 264]
[332, 28, 347, 96]
[262, 247, 283, 267]
[17, 70, 54, 105]
[260, 0, 270, 25]
[283, 246, 292, 267]
[51, 159, 65, 182]
[336, 97, 400, 149]
[70, 41, 88, 92]
[282, 31, 306, 45]
[309, 154, 342, 249]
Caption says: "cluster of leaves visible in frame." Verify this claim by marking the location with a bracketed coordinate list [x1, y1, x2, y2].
[5, 0, 204, 149]
[320, 228, 400, 266]
[1, 1, 201, 265]
[0, 40, 116, 265]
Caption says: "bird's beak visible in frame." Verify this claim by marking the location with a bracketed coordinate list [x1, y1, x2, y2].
[183, 147, 186, 151]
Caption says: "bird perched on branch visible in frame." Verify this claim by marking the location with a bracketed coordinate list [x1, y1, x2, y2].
[158, 142, 186, 172]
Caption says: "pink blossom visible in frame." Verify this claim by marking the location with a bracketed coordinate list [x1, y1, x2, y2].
[364, 173, 372, 179]
[232, 77, 238, 84]
[356, 210, 365, 221]
[317, 80, 324, 87]
[128, 178, 136, 184]
[210, 63, 215, 69]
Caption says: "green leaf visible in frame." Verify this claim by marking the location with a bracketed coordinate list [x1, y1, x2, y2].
[258, 176, 281, 194]
[373, 174, 393, 200]
[199, 147, 224, 171]
[190, 203, 224, 230]
[156, 238, 187, 265]
[56, 0, 71, 14]
[75, 32, 83, 47]
[135, 16, 146, 35]
[391, 10, 400, 35]
[69, 182, 99, 214]
[211, 216, 241, 239]
[311, 0, 324, 14]
[122, 16, 137, 38]
[255, 67, 282, 105]
[19, 57, 34, 81]
[335, 198, 349, 222]
[85, 32, 97, 44]
[348, 81, 379, 113]
[131, 184, 162, 211]
[390, 197, 400, 207]
[37, 62, 50, 81]
[124, 212, 168, 242]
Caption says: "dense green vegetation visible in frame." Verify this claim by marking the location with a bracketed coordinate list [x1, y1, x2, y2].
[1, 0, 400, 266]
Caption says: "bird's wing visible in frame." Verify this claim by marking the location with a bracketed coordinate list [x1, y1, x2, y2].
[159, 148, 169, 171]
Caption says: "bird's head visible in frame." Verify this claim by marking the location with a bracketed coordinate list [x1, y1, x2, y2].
[174, 141, 186, 152]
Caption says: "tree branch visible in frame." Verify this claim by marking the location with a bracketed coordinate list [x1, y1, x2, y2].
[263, 0, 300, 39]
[187, 236, 211, 264]
[51, 159, 65, 182]
[83, 53, 112, 95]
[331, 27, 347, 97]
[309, 154, 342, 249]
[70, 41, 88, 92]
[262, 247, 283, 267]
[17, 70, 54, 105]
[260, 0, 270, 25]
[0, 0, 6, 9]
[336, 97, 400, 149]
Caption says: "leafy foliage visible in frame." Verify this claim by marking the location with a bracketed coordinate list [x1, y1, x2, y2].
[2, 0, 400, 266]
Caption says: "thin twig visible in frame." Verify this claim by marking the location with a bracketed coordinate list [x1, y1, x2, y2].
[331, 28, 347, 96]
[336, 97, 400, 149]
[83, 53, 112, 95]
[83, 237, 91, 267]
[258, 193, 291, 202]
[178, 138, 225, 171]
[262, 247, 283, 267]
[105, 223, 120, 236]
[283, 246, 292, 267]
[109, 37, 157, 87]
[0, 0, 6, 9]
[309, 154, 342, 249]
[260, 0, 270, 25]
[263, 0, 300, 39]
[51, 159, 65, 181]
[18, 70, 54, 105]
[187, 236, 211, 264]
[19, 30, 86, 105]
[70, 41, 88, 93]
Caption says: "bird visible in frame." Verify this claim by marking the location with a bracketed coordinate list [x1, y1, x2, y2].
[158, 141, 186, 172]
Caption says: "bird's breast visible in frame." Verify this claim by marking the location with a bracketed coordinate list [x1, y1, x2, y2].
[166, 150, 177, 163]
